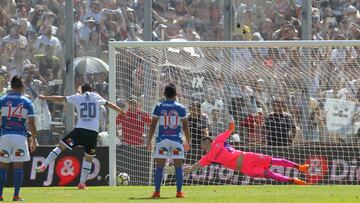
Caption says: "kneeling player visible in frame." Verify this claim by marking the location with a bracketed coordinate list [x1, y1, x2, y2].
[184, 119, 309, 185]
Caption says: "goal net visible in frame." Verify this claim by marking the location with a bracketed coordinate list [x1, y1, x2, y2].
[108, 40, 360, 186]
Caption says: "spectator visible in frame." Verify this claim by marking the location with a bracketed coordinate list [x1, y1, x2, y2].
[260, 18, 274, 40]
[201, 88, 224, 122]
[209, 108, 225, 138]
[187, 101, 209, 160]
[81, 0, 103, 24]
[264, 97, 297, 146]
[18, 18, 32, 38]
[116, 95, 151, 146]
[83, 30, 103, 57]
[239, 107, 265, 145]
[124, 23, 142, 41]
[79, 16, 97, 45]
[180, 21, 200, 41]
[7, 46, 31, 78]
[37, 12, 58, 36]
[0, 42, 12, 67]
[33, 82, 53, 145]
[253, 79, 270, 112]
[0, 66, 7, 97]
[1, 23, 28, 50]
[34, 44, 61, 85]
[34, 25, 62, 57]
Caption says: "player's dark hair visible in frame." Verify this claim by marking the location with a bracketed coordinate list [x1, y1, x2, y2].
[190, 101, 201, 109]
[10, 75, 24, 90]
[201, 136, 213, 144]
[81, 83, 92, 93]
[164, 83, 177, 99]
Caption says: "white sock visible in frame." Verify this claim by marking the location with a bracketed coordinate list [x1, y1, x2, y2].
[43, 147, 62, 167]
[80, 161, 92, 184]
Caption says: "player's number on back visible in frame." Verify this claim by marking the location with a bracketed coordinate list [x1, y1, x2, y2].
[5, 101, 23, 120]
[80, 102, 96, 118]
[161, 110, 179, 129]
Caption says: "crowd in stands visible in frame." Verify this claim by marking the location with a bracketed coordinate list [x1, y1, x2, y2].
[0, 0, 359, 146]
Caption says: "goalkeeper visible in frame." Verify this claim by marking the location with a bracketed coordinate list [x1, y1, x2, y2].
[184, 118, 309, 185]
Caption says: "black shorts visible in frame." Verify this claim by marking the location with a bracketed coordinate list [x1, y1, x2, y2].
[61, 128, 98, 156]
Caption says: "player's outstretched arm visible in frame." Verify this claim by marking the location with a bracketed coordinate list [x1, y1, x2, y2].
[27, 117, 37, 153]
[183, 162, 202, 175]
[215, 117, 236, 142]
[146, 117, 159, 151]
[181, 118, 191, 151]
[38, 95, 66, 103]
[105, 101, 126, 116]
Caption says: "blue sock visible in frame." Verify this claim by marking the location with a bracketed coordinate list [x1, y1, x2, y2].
[0, 169, 7, 197]
[13, 169, 23, 197]
[175, 167, 183, 192]
[154, 166, 163, 192]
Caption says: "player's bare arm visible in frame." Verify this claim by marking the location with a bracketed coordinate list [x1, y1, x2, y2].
[146, 117, 159, 151]
[27, 117, 37, 153]
[38, 95, 66, 103]
[181, 118, 191, 151]
[183, 162, 202, 175]
[105, 101, 126, 116]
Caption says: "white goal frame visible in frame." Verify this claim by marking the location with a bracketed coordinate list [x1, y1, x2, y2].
[108, 40, 360, 186]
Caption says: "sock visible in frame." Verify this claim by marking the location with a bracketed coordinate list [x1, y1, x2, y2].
[271, 158, 298, 168]
[264, 169, 291, 182]
[13, 169, 23, 197]
[154, 166, 164, 192]
[80, 161, 92, 184]
[43, 147, 62, 167]
[175, 167, 183, 192]
[0, 169, 7, 197]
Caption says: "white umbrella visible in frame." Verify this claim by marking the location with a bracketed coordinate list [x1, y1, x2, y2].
[73, 56, 109, 74]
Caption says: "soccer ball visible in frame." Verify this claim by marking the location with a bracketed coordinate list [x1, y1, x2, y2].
[117, 173, 130, 186]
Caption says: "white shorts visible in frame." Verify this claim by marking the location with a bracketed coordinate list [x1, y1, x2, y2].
[0, 134, 30, 163]
[153, 139, 184, 160]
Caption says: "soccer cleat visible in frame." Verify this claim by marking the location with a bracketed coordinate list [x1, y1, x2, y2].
[176, 192, 186, 198]
[12, 196, 24, 201]
[291, 178, 306, 185]
[151, 191, 160, 199]
[35, 165, 46, 173]
[77, 183, 86, 190]
[298, 164, 310, 173]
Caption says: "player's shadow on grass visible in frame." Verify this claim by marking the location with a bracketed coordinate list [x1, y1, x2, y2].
[129, 197, 177, 201]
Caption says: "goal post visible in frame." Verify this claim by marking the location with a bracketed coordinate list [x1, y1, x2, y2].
[109, 40, 360, 186]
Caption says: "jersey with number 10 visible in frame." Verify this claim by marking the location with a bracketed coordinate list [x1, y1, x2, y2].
[0, 92, 35, 136]
[152, 100, 187, 143]
[66, 92, 107, 133]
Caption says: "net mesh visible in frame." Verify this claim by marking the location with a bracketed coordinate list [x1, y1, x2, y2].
[112, 42, 360, 185]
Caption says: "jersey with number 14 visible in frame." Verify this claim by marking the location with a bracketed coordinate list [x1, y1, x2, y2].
[152, 100, 187, 143]
[0, 92, 35, 136]
[66, 92, 107, 133]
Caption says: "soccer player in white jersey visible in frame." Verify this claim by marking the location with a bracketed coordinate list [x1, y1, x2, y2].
[146, 83, 191, 198]
[0, 76, 37, 201]
[35, 83, 125, 189]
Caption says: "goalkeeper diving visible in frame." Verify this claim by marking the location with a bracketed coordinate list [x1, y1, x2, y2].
[184, 118, 309, 185]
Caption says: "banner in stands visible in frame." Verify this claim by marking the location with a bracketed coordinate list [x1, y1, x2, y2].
[324, 99, 356, 131]
[116, 145, 360, 185]
[6, 147, 109, 187]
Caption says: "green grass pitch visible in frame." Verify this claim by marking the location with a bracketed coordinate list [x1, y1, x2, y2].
[1, 185, 359, 203]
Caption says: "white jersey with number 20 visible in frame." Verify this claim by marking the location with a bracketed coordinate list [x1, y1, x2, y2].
[66, 92, 107, 132]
